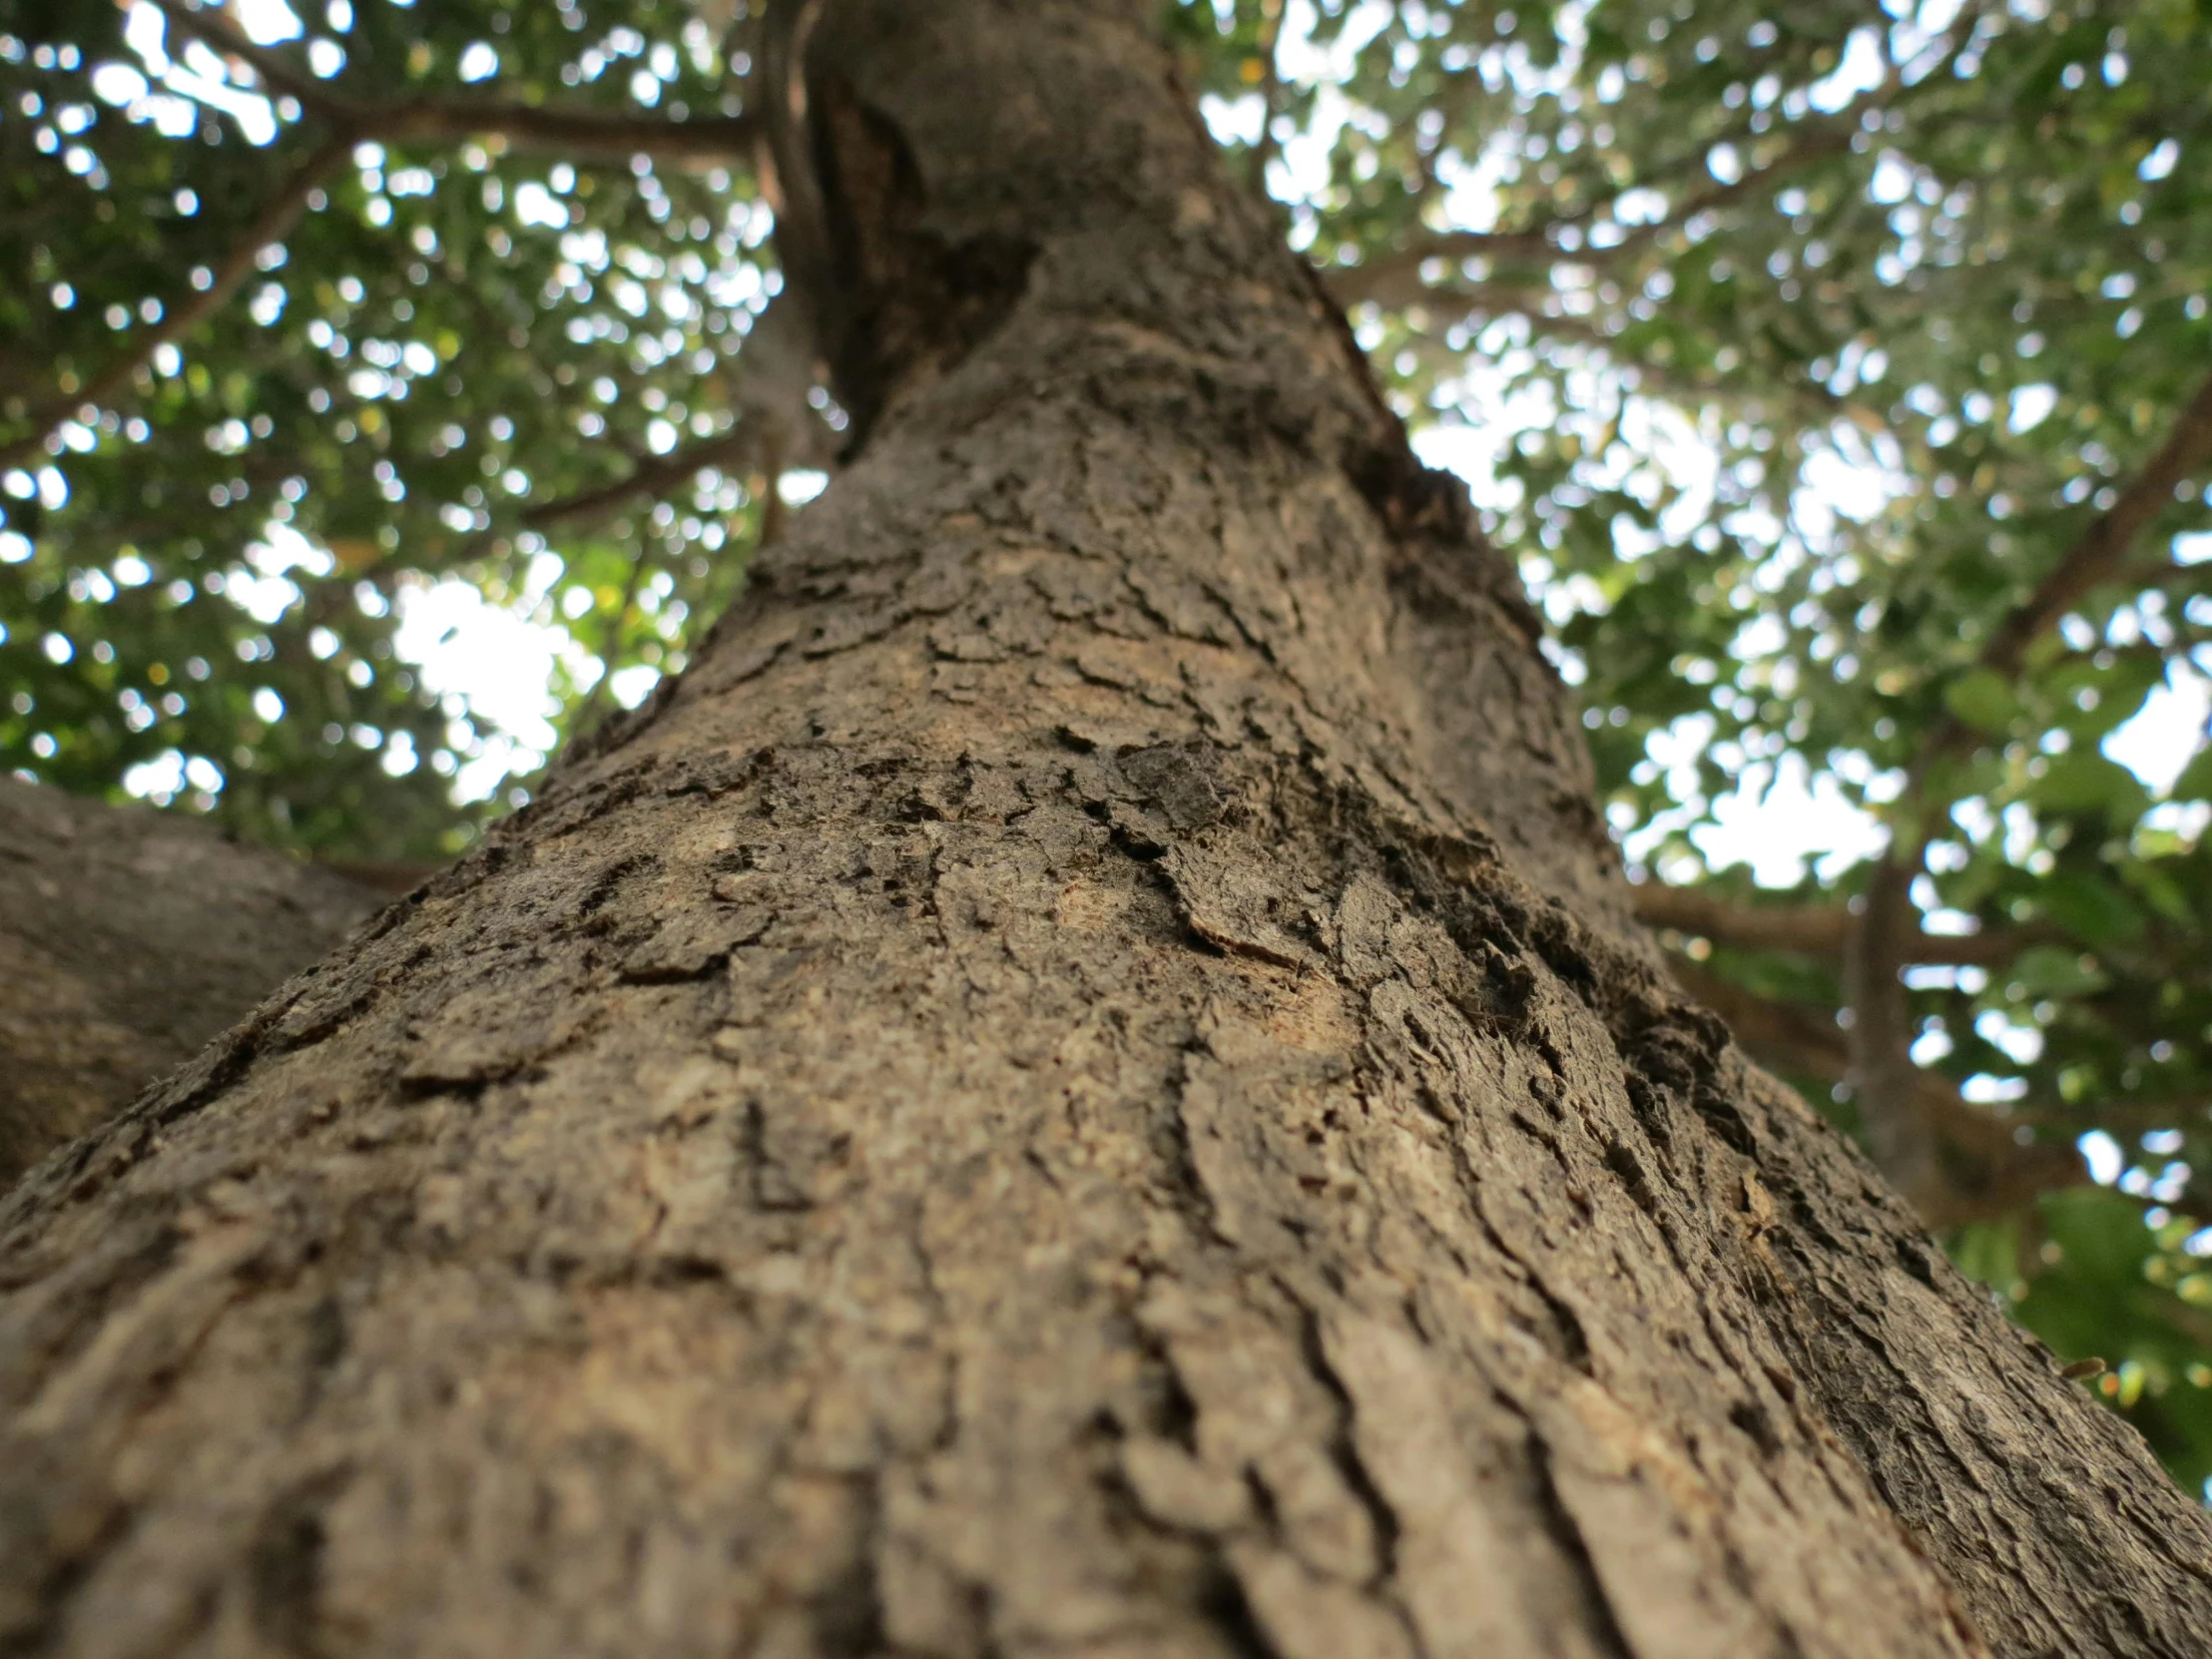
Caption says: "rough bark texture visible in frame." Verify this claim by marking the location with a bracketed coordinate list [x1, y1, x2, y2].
[0, 778, 381, 1189]
[4, 6, 2210, 1657]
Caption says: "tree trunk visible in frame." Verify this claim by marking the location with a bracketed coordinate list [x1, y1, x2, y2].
[4, 6, 2209, 1656]
[0, 778, 381, 1188]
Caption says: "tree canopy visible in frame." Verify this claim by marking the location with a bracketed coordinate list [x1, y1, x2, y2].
[4, 0, 2210, 1487]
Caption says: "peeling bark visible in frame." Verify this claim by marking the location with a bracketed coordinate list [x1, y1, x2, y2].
[0, 778, 381, 1188]
[3, 7, 2209, 1658]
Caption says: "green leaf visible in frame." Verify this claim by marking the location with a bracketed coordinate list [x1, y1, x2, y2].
[1945, 669, 2020, 737]
[2008, 944, 2109, 998]
[2172, 745, 2212, 805]
[2042, 871, 2150, 948]
[2030, 753, 2151, 821]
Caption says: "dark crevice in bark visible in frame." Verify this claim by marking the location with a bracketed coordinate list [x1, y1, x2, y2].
[1194, 1562, 1279, 1659]
[247, 1467, 349, 1657]
[0, 1491, 131, 1659]
[809, 76, 1038, 451]
[1292, 1298, 1404, 1582]
[1522, 1434, 1642, 1659]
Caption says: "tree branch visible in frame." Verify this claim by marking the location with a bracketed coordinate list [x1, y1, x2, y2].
[1977, 367, 2212, 682]
[0, 777, 382, 1185]
[1630, 882, 2054, 966]
[377, 100, 757, 161]
[567, 541, 654, 736]
[0, 133, 354, 475]
[1841, 363, 2212, 1214]
[1246, 2, 1288, 196]
[4, 0, 774, 472]
[1326, 10, 1998, 319]
[1844, 857, 1943, 1205]
[1331, 124, 1858, 310]
[145, 0, 326, 105]
[519, 427, 759, 537]
[148, 0, 759, 160]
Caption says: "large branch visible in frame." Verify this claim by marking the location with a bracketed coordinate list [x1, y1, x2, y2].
[1629, 882, 2054, 966]
[0, 133, 352, 475]
[0, 779, 384, 1187]
[1838, 364, 2212, 1214]
[148, 0, 759, 160]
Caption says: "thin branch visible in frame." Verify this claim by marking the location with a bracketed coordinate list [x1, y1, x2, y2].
[145, 0, 326, 105]
[0, 133, 353, 475]
[374, 101, 755, 161]
[1247, 2, 1288, 197]
[1845, 857, 1942, 1202]
[2039, 1092, 2212, 1136]
[1397, 278, 1596, 331]
[1402, 68, 1484, 212]
[1327, 227, 1553, 312]
[1629, 883, 2054, 967]
[1884, 364, 2212, 880]
[3, 0, 770, 470]
[149, 0, 758, 160]
[756, 427, 789, 549]
[568, 542, 653, 736]
[757, 0, 833, 359]
[1977, 367, 2212, 681]
[1334, 126, 1859, 310]
[1327, 7, 2000, 319]
[519, 427, 757, 537]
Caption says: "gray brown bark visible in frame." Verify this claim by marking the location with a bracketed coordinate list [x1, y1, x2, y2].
[3, 5, 2209, 1657]
[0, 778, 381, 1188]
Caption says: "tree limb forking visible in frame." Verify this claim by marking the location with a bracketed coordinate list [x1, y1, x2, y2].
[0, 132, 354, 476]
[1842, 362, 2212, 1216]
[146, 0, 760, 160]
[2, 3, 765, 473]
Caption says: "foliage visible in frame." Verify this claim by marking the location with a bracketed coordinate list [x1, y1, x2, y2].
[3, 0, 2209, 1482]
[0, 0, 779, 857]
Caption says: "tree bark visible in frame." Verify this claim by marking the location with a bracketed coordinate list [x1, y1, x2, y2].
[0, 778, 382, 1189]
[4, 6, 2209, 1657]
